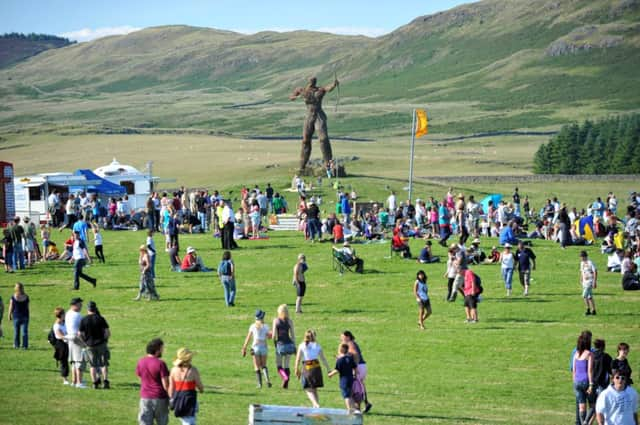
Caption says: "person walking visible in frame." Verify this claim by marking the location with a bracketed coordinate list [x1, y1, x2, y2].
[294, 329, 331, 408]
[413, 270, 432, 330]
[168, 348, 204, 425]
[135, 245, 159, 301]
[328, 343, 358, 413]
[515, 241, 536, 296]
[52, 307, 70, 385]
[92, 225, 105, 263]
[136, 338, 170, 425]
[341, 330, 373, 413]
[501, 243, 515, 297]
[70, 231, 96, 290]
[595, 370, 638, 425]
[579, 251, 598, 316]
[217, 250, 236, 307]
[463, 269, 480, 323]
[572, 333, 595, 425]
[8, 282, 29, 349]
[272, 304, 296, 388]
[293, 254, 308, 314]
[241, 309, 273, 388]
[79, 301, 111, 389]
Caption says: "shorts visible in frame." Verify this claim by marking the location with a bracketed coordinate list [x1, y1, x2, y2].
[573, 381, 590, 403]
[582, 286, 593, 299]
[295, 281, 306, 297]
[464, 295, 478, 309]
[86, 342, 110, 368]
[417, 299, 431, 311]
[340, 378, 353, 398]
[67, 337, 85, 367]
[252, 345, 268, 356]
[276, 342, 296, 356]
[519, 270, 531, 286]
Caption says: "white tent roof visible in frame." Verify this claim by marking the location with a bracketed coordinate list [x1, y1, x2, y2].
[94, 158, 143, 177]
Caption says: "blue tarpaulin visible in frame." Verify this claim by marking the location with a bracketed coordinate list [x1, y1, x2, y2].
[480, 194, 502, 214]
[70, 169, 126, 195]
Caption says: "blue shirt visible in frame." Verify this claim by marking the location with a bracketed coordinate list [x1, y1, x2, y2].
[438, 205, 448, 225]
[72, 220, 88, 242]
[416, 279, 429, 301]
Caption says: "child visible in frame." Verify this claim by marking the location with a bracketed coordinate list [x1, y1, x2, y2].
[413, 270, 432, 330]
[485, 246, 501, 264]
[579, 251, 597, 316]
[611, 342, 633, 384]
[92, 225, 105, 263]
[328, 343, 358, 413]
[501, 243, 514, 296]
[40, 224, 50, 261]
[241, 309, 273, 388]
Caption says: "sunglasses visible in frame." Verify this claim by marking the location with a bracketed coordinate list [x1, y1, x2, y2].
[614, 376, 627, 380]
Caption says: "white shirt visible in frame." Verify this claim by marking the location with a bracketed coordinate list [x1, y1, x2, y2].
[65, 199, 74, 215]
[387, 195, 396, 211]
[501, 251, 514, 269]
[146, 236, 155, 257]
[249, 324, 270, 349]
[72, 239, 87, 260]
[94, 232, 103, 246]
[53, 322, 67, 340]
[580, 260, 597, 287]
[595, 384, 638, 425]
[298, 341, 322, 361]
[65, 310, 83, 336]
[48, 193, 59, 208]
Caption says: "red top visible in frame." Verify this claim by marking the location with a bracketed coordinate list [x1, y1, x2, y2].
[136, 356, 169, 399]
[463, 269, 478, 296]
[333, 224, 344, 240]
[173, 380, 197, 391]
[392, 233, 406, 249]
[181, 254, 196, 270]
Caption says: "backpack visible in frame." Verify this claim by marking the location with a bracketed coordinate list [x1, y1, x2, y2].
[219, 260, 231, 276]
[47, 327, 57, 346]
[474, 272, 483, 295]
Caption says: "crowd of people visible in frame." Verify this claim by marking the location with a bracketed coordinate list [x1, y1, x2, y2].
[2, 181, 640, 424]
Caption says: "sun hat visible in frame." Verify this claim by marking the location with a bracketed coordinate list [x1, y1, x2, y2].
[472, 238, 481, 244]
[504, 243, 512, 248]
[173, 348, 193, 367]
[255, 309, 266, 321]
[186, 246, 196, 254]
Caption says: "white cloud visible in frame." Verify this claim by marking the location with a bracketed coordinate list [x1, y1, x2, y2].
[59, 26, 142, 42]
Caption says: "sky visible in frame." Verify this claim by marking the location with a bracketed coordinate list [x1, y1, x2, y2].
[1, 0, 474, 42]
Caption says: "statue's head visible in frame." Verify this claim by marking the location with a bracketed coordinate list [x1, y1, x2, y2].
[308, 76, 317, 87]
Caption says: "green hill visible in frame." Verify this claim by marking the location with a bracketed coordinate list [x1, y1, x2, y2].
[1, 0, 639, 137]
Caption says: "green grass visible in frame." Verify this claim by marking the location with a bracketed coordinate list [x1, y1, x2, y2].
[0, 225, 638, 425]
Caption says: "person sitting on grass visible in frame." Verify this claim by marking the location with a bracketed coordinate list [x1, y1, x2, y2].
[417, 240, 439, 264]
[484, 246, 501, 264]
[392, 226, 411, 259]
[180, 247, 211, 272]
[622, 263, 640, 290]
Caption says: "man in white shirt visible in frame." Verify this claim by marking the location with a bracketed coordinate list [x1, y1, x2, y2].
[387, 191, 397, 213]
[71, 231, 96, 290]
[596, 371, 638, 425]
[47, 190, 61, 226]
[65, 298, 86, 388]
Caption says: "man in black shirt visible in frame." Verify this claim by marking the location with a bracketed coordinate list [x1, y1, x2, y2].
[79, 301, 111, 389]
[515, 241, 536, 296]
[9, 217, 25, 270]
[306, 201, 321, 242]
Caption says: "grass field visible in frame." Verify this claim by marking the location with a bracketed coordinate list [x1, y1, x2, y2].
[0, 222, 638, 425]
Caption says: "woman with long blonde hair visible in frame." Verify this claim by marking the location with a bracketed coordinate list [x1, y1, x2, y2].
[8, 282, 30, 349]
[294, 329, 330, 408]
[272, 304, 296, 388]
[242, 309, 273, 388]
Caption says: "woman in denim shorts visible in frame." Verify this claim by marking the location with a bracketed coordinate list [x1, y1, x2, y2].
[272, 304, 296, 388]
[242, 309, 273, 388]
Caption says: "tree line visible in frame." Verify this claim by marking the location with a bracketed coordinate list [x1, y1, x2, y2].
[533, 114, 640, 174]
[1, 32, 75, 45]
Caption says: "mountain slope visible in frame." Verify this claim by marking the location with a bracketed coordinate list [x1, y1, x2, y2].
[1, 0, 639, 137]
[0, 33, 75, 69]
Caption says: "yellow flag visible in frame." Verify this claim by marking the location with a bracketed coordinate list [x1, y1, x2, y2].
[415, 109, 428, 138]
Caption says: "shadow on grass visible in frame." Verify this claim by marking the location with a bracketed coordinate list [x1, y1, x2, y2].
[491, 317, 558, 324]
[370, 411, 480, 422]
[491, 298, 550, 303]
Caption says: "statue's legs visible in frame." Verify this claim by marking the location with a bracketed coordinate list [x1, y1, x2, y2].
[316, 111, 333, 168]
[300, 114, 316, 172]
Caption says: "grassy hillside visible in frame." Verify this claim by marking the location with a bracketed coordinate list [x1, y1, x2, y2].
[0, 0, 639, 138]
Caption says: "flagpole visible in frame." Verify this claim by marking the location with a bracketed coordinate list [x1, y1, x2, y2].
[408, 109, 416, 203]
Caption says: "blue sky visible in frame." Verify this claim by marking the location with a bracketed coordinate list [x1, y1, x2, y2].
[1, 0, 474, 41]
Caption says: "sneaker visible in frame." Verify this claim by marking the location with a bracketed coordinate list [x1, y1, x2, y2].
[91, 279, 97, 287]
[585, 310, 592, 316]
[75, 383, 88, 389]
[103, 380, 110, 389]
[63, 379, 70, 385]
[267, 382, 272, 388]
[364, 403, 373, 414]
[591, 310, 596, 316]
